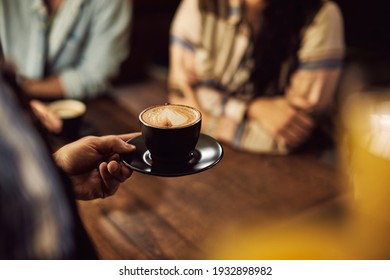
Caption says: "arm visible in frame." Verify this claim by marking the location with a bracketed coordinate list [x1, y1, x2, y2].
[247, 97, 314, 148]
[21, 75, 65, 99]
[286, 1, 345, 113]
[25, 0, 132, 99]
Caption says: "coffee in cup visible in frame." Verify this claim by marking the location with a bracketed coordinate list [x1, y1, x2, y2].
[139, 104, 202, 163]
[48, 99, 86, 140]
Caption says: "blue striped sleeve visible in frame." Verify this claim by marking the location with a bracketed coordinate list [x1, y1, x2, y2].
[229, 6, 242, 16]
[298, 58, 343, 70]
[170, 35, 195, 52]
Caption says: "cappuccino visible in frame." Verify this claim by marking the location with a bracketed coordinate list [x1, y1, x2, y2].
[139, 104, 202, 163]
[140, 104, 201, 128]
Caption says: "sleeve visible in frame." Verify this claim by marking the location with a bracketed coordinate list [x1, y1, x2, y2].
[60, 0, 132, 99]
[170, 0, 202, 45]
[298, 1, 345, 61]
[286, 1, 345, 113]
[168, 0, 202, 90]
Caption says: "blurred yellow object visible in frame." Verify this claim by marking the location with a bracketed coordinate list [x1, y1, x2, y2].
[340, 90, 390, 259]
[342, 91, 390, 212]
[207, 223, 357, 260]
[207, 89, 390, 260]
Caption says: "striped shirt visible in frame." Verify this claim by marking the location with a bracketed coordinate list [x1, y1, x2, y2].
[169, 0, 345, 154]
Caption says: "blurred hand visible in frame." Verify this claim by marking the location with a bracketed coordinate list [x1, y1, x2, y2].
[30, 100, 63, 134]
[247, 96, 314, 148]
[53, 133, 139, 200]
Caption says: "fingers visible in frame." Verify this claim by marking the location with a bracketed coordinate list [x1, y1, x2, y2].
[30, 100, 63, 133]
[99, 162, 119, 198]
[98, 161, 133, 198]
[277, 111, 314, 147]
[107, 161, 133, 182]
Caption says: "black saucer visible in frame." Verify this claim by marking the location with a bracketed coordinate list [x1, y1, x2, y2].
[121, 134, 223, 177]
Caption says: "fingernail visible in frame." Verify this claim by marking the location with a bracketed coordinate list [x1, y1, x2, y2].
[112, 162, 120, 172]
[126, 143, 136, 150]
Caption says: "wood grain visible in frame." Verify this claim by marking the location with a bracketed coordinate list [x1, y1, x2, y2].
[72, 88, 347, 260]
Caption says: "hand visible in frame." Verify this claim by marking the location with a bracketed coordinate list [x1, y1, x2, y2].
[247, 97, 314, 148]
[53, 133, 139, 200]
[30, 100, 63, 134]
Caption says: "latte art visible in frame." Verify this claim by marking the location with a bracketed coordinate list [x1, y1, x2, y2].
[141, 104, 201, 128]
[153, 108, 188, 127]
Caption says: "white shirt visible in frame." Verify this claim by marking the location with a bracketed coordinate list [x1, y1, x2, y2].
[0, 0, 132, 99]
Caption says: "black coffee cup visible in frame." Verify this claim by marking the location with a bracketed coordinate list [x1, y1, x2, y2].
[139, 104, 202, 164]
[48, 99, 86, 140]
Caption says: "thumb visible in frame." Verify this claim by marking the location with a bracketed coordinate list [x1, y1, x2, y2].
[97, 135, 136, 155]
[118, 132, 141, 142]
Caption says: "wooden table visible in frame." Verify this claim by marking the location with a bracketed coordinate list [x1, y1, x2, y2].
[72, 95, 347, 260]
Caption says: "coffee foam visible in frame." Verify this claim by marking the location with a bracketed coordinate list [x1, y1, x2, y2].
[141, 105, 200, 128]
[48, 100, 86, 119]
[53, 108, 82, 118]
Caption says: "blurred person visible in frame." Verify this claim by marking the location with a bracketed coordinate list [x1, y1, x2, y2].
[0, 0, 132, 100]
[168, 0, 345, 154]
[0, 72, 137, 259]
